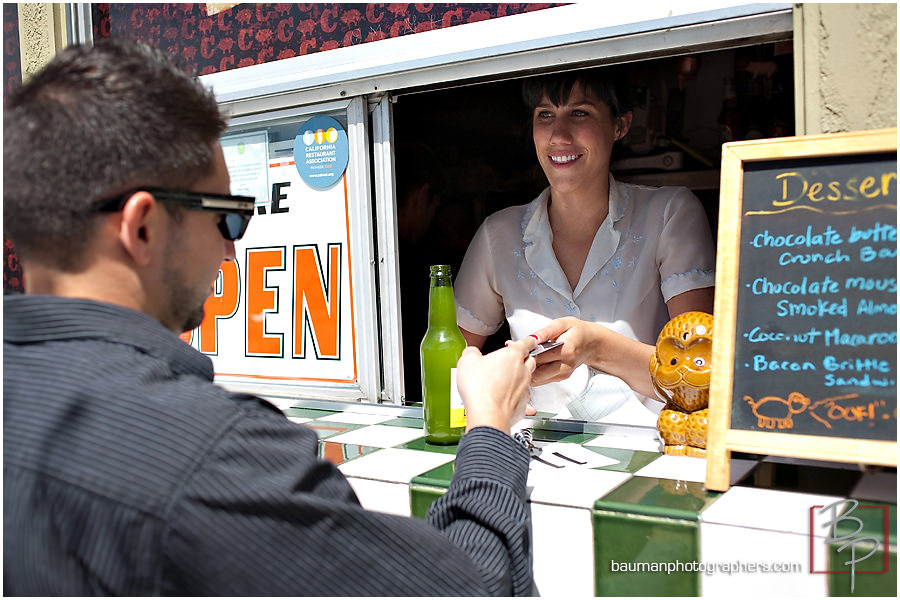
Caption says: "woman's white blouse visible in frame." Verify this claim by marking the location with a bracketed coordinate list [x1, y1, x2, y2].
[455, 176, 716, 421]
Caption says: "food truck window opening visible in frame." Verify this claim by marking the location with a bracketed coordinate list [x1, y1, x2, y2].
[194, 4, 795, 412]
[392, 41, 795, 405]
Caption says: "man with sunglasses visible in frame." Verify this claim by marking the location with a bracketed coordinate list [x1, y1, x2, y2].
[3, 39, 538, 596]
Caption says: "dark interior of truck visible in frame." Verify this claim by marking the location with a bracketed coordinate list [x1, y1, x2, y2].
[391, 41, 795, 404]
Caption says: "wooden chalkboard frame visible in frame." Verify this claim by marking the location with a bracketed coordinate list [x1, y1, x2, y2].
[706, 128, 897, 492]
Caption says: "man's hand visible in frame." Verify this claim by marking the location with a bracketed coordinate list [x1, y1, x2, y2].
[456, 337, 537, 433]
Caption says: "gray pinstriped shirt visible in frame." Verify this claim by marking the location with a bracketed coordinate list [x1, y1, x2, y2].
[3, 295, 533, 596]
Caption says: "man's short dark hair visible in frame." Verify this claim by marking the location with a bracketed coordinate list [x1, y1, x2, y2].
[522, 66, 633, 120]
[3, 38, 227, 270]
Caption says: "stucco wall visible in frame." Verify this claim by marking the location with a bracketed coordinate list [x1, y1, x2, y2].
[796, 2, 898, 134]
[16, 2, 66, 82]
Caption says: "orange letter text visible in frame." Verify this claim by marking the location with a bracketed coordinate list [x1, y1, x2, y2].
[294, 244, 341, 359]
[246, 247, 285, 356]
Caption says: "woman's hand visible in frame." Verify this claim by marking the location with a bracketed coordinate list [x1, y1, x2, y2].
[527, 317, 657, 397]
[527, 317, 600, 385]
[456, 337, 537, 433]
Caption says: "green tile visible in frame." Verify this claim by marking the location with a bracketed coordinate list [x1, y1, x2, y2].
[411, 461, 456, 489]
[594, 476, 721, 522]
[584, 447, 661, 473]
[826, 502, 897, 596]
[591, 477, 716, 595]
[283, 407, 339, 419]
[593, 510, 699, 596]
[382, 416, 425, 429]
[303, 420, 365, 440]
[834, 503, 897, 545]
[409, 462, 455, 519]
[531, 429, 599, 445]
[827, 542, 896, 597]
[410, 485, 447, 519]
[317, 441, 381, 465]
[399, 436, 458, 455]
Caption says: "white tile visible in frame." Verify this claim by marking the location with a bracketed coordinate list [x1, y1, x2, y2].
[633, 455, 758, 485]
[327, 424, 424, 448]
[338, 448, 453, 484]
[286, 416, 312, 424]
[701, 486, 846, 537]
[527, 466, 630, 509]
[534, 442, 619, 469]
[530, 503, 595, 597]
[700, 523, 829, 597]
[635, 454, 708, 482]
[344, 477, 411, 517]
[319, 412, 395, 425]
[583, 433, 663, 453]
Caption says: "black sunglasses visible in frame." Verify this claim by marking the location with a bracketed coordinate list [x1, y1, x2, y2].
[96, 187, 255, 241]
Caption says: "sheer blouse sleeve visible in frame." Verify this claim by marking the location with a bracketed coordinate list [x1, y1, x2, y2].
[656, 187, 717, 302]
[454, 218, 506, 336]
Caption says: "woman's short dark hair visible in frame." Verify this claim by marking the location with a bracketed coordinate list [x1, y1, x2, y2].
[3, 38, 226, 270]
[522, 66, 633, 119]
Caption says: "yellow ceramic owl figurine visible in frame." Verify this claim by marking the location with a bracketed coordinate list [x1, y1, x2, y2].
[648, 311, 713, 457]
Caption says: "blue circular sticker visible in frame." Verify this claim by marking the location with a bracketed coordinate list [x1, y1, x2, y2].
[294, 115, 349, 189]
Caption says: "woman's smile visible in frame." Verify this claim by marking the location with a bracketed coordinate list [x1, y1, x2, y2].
[532, 82, 626, 197]
[549, 153, 582, 166]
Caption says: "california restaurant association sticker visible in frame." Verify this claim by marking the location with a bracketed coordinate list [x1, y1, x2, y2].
[294, 115, 349, 189]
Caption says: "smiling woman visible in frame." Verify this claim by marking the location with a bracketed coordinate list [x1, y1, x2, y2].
[527, 70, 632, 222]
[454, 67, 716, 423]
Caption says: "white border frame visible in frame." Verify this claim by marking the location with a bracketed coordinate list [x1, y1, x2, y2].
[212, 97, 381, 404]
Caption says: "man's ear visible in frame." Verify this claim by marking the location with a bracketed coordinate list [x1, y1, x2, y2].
[118, 191, 159, 266]
[615, 111, 634, 141]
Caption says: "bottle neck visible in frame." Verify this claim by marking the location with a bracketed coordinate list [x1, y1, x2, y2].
[427, 276, 457, 327]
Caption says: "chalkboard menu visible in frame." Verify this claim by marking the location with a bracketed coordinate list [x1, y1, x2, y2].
[706, 129, 897, 491]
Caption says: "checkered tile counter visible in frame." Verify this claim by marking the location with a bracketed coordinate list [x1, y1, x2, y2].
[281, 404, 896, 597]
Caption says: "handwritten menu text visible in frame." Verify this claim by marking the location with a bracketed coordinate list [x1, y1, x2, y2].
[731, 154, 897, 439]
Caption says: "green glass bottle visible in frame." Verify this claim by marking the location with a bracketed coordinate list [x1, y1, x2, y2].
[420, 264, 467, 444]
